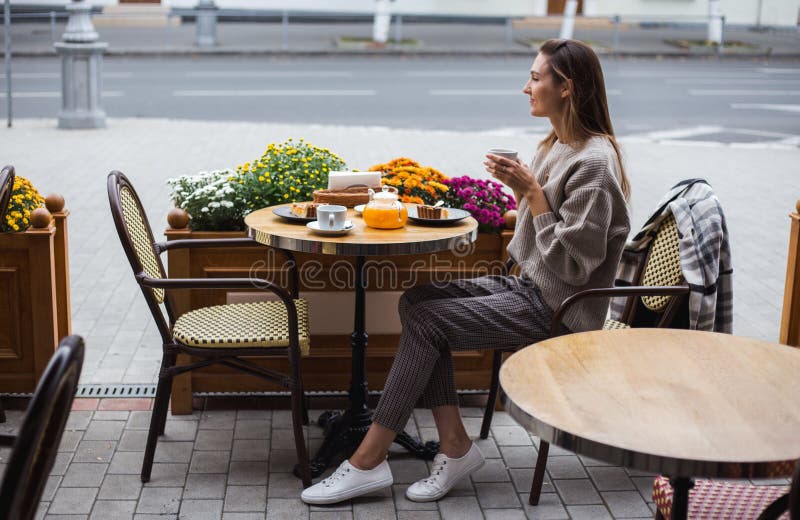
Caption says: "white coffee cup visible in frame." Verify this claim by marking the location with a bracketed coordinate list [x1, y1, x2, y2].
[316, 205, 347, 230]
[487, 148, 519, 160]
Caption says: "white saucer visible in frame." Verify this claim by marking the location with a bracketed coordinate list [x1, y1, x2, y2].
[306, 220, 354, 236]
[353, 204, 366, 215]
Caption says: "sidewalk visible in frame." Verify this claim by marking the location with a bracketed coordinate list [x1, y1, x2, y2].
[3, 17, 800, 57]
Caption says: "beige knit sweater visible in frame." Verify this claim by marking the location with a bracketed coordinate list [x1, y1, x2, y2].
[506, 136, 631, 333]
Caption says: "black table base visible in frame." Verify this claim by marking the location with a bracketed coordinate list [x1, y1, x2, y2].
[294, 255, 439, 480]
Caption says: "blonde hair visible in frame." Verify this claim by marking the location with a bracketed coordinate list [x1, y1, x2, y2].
[537, 39, 631, 201]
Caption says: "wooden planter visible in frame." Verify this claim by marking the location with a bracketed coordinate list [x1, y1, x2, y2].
[165, 224, 514, 414]
[0, 201, 71, 393]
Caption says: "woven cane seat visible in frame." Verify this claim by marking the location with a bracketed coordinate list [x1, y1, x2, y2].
[653, 475, 790, 519]
[641, 215, 682, 312]
[173, 300, 311, 356]
[603, 319, 630, 330]
[119, 187, 165, 303]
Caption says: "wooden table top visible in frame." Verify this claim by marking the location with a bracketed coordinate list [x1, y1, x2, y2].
[500, 328, 800, 478]
[245, 203, 479, 256]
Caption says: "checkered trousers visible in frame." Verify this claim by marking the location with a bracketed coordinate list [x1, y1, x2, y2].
[372, 275, 554, 433]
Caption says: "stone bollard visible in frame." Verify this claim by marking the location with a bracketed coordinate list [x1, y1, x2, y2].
[195, 0, 218, 48]
[54, 0, 107, 129]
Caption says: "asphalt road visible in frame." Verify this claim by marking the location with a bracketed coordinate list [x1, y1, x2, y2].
[2, 56, 799, 144]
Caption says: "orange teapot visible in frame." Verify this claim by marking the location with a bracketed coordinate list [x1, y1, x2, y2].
[362, 185, 408, 229]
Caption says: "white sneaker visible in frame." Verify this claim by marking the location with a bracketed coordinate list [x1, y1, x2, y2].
[300, 459, 394, 505]
[405, 443, 485, 502]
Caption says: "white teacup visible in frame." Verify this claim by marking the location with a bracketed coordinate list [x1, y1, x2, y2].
[487, 148, 519, 160]
[316, 204, 347, 230]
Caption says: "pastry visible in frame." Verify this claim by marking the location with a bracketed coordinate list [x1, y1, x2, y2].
[416, 204, 449, 219]
[290, 202, 318, 218]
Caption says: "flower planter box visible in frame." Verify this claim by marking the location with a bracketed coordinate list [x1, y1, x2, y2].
[0, 205, 71, 393]
[164, 225, 514, 414]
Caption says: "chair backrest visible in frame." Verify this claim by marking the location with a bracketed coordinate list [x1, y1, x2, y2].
[107, 171, 174, 341]
[0, 335, 84, 520]
[640, 214, 683, 312]
[0, 165, 16, 226]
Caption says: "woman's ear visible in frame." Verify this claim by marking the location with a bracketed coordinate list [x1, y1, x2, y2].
[561, 78, 573, 99]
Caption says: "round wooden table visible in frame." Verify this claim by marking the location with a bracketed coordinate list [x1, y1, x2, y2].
[500, 328, 800, 520]
[245, 203, 478, 477]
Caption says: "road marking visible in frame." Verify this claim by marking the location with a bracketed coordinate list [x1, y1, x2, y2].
[690, 89, 800, 96]
[731, 103, 800, 114]
[0, 72, 132, 79]
[185, 71, 353, 78]
[618, 71, 765, 79]
[0, 91, 124, 98]
[757, 68, 800, 75]
[668, 78, 800, 85]
[624, 125, 724, 140]
[430, 89, 621, 96]
[406, 71, 521, 78]
[173, 89, 376, 97]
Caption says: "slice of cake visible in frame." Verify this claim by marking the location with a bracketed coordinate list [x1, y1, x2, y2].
[416, 204, 449, 219]
[290, 202, 318, 218]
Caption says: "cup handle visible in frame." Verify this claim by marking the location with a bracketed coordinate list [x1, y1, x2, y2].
[329, 214, 334, 229]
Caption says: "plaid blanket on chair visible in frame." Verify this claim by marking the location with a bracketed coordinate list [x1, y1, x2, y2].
[610, 179, 733, 333]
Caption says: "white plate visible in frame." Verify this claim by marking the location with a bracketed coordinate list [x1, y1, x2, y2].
[353, 204, 366, 215]
[306, 220, 354, 236]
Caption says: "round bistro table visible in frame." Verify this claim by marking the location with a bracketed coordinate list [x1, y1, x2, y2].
[245, 203, 478, 478]
[499, 328, 800, 520]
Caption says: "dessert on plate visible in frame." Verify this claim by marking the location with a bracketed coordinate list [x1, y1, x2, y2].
[290, 202, 318, 218]
[416, 204, 449, 219]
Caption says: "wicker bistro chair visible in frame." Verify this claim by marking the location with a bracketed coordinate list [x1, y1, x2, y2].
[484, 214, 691, 506]
[652, 460, 800, 520]
[107, 171, 312, 486]
[0, 335, 84, 520]
[0, 165, 15, 423]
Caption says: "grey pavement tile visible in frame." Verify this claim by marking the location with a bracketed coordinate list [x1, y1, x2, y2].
[412, 409, 434, 428]
[236, 410, 272, 420]
[235, 420, 271, 440]
[578, 455, 613, 467]
[461, 418, 484, 438]
[73, 441, 116, 464]
[587, 466, 636, 492]
[66, 412, 94, 431]
[271, 411, 293, 429]
[108, 451, 144, 474]
[470, 459, 510, 483]
[200, 411, 237, 430]
[126, 411, 152, 430]
[49, 487, 98, 515]
[265, 498, 308, 520]
[42, 476, 62, 502]
[44, 516, 87, 520]
[545, 456, 587, 480]
[268, 472, 306, 498]
[438, 495, 483, 520]
[50, 452, 75, 475]
[475, 481, 521, 509]
[224, 485, 268, 512]
[269, 450, 300, 473]
[98, 474, 143, 500]
[270, 429, 300, 450]
[396, 512, 440, 520]
[184, 474, 229, 500]
[388, 459, 430, 484]
[485, 411, 518, 426]
[630, 476, 656, 502]
[83, 420, 125, 441]
[601, 490, 653, 518]
[164, 420, 199, 442]
[491, 426, 532, 447]
[310, 512, 353, 520]
[154, 442, 194, 463]
[93, 411, 131, 421]
[59, 431, 84, 452]
[196, 429, 235, 451]
[62, 463, 109, 488]
[223, 514, 266, 520]
[553, 479, 602, 506]
[232, 439, 270, 462]
[482, 509, 528, 520]
[179, 499, 224, 520]
[391, 484, 438, 511]
[118, 430, 148, 452]
[134, 516, 177, 520]
[498, 446, 537, 469]
[190, 451, 231, 474]
[89, 500, 137, 520]
[146, 463, 189, 487]
[136, 487, 183, 514]
[228, 461, 268, 486]
[624, 468, 656, 478]
[352, 495, 396, 520]
[473, 437, 500, 459]
[519, 492, 569, 520]
[565, 505, 614, 520]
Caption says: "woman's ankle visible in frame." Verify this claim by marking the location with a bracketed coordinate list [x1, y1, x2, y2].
[349, 453, 384, 471]
[439, 439, 473, 459]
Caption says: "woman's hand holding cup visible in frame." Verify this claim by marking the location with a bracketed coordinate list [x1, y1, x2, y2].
[484, 148, 540, 199]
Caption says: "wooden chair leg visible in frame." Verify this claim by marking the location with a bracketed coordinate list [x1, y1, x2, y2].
[302, 395, 310, 426]
[529, 440, 549, 506]
[0, 399, 5, 423]
[480, 350, 503, 440]
[141, 355, 175, 483]
[292, 384, 311, 488]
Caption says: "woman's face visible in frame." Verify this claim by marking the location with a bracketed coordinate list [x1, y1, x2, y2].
[523, 53, 567, 119]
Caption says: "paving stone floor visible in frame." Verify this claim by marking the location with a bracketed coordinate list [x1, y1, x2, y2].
[0, 400, 791, 520]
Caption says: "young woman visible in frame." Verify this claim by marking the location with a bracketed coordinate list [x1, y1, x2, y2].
[301, 38, 632, 505]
